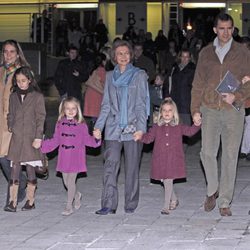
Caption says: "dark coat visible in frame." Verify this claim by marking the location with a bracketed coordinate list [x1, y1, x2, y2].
[169, 62, 196, 114]
[133, 54, 156, 83]
[54, 58, 88, 101]
[155, 35, 168, 51]
[141, 123, 200, 180]
[143, 39, 157, 65]
[7, 91, 46, 163]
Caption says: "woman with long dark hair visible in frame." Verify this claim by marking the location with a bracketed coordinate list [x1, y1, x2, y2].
[0, 40, 30, 211]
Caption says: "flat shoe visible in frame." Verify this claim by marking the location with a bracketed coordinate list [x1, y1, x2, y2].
[161, 209, 170, 215]
[21, 201, 35, 211]
[125, 208, 135, 214]
[95, 207, 116, 215]
[74, 192, 82, 210]
[62, 208, 73, 216]
[219, 207, 232, 216]
[4, 201, 17, 212]
[204, 190, 219, 212]
[169, 200, 179, 210]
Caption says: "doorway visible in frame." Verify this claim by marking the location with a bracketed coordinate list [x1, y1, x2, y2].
[183, 8, 222, 43]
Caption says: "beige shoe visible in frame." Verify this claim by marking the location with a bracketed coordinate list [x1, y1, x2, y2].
[61, 207, 73, 216]
[74, 192, 82, 210]
[169, 200, 179, 210]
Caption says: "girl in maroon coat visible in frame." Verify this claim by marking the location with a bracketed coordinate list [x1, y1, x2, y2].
[41, 97, 101, 216]
[134, 98, 201, 215]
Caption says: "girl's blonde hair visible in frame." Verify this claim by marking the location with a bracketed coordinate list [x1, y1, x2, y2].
[157, 97, 179, 126]
[58, 97, 84, 123]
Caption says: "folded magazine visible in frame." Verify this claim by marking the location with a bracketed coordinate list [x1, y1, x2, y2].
[216, 70, 241, 111]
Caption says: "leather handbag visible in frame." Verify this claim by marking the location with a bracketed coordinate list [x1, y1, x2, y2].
[35, 155, 49, 180]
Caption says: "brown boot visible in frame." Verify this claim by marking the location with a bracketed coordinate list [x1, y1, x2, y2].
[21, 182, 36, 211]
[4, 183, 19, 212]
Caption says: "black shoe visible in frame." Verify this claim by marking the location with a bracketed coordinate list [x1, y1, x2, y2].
[95, 207, 116, 215]
[21, 200, 35, 211]
[4, 201, 16, 212]
[125, 208, 135, 214]
[239, 153, 247, 159]
[246, 153, 250, 161]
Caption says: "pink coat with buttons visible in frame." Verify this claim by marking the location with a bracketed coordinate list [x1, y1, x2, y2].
[141, 123, 200, 180]
[41, 118, 101, 173]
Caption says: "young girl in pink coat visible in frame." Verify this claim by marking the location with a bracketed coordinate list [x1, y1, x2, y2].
[134, 97, 201, 215]
[41, 97, 101, 216]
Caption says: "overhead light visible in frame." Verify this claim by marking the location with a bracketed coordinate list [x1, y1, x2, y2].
[55, 3, 98, 9]
[181, 3, 226, 8]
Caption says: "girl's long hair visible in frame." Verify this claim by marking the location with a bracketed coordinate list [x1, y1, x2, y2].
[58, 97, 84, 123]
[12, 66, 40, 92]
[157, 97, 179, 126]
[1, 39, 30, 67]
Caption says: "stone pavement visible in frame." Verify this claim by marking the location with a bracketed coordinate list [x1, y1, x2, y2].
[0, 97, 250, 250]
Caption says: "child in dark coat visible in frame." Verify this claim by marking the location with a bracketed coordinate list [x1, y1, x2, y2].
[41, 97, 101, 216]
[149, 73, 165, 125]
[134, 98, 201, 215]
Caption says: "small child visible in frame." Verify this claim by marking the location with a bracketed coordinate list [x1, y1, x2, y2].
[5, 66, 46, 212]
[41, 97, 101, 216]
[134, 97, 201, 215]
[149, 73, 165, 125]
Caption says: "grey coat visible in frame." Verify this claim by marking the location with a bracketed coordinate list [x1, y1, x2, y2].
[95, 69, 148, 141]
[7, 91, 46, 163]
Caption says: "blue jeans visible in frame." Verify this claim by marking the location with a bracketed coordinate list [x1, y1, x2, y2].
[0, 157, 27, 204]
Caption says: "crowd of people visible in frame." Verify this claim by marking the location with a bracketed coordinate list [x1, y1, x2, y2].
[1, 12, 250, 218]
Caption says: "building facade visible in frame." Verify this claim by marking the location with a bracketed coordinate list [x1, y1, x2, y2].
[0, 0, 249, 55]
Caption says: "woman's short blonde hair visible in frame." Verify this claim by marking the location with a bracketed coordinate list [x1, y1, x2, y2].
[157, 97, 179, 126]
[58, 96, 84, 123]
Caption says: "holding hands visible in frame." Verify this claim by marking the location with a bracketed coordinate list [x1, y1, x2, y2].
[133, 130, 143, 141]
[192, 112, 202, 126]
[32, 138, 42, 149]
[93, 128, 102, 140]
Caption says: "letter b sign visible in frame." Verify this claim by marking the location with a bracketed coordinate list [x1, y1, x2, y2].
[128, 12, 136, 26]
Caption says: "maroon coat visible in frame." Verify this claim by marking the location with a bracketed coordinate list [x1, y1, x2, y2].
[141, 123, 200, 180]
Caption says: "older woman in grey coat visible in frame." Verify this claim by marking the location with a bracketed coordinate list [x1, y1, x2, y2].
[94, 40, 149, 215]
